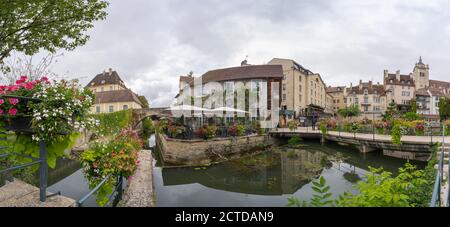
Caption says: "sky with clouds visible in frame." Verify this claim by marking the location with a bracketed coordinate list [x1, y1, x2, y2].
[22, 0, 450, 107]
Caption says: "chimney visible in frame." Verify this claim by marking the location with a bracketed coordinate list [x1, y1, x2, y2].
[383, 70, 388, 78]
[109, 68, 113, 76]
[103, 70, 106, 76]
[359, 80, 363, 89]
[396, 70, 400, 81]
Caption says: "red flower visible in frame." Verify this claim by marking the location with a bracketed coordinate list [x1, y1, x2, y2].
[0, 99, 4, 105]
[20, 76, 28, 81]
[8, 108, 17, 116]
[8, 98, 19, 105]
[41, 77, 49, 83]
[24, 82, 34, 90]
[0, 109, 3, 115]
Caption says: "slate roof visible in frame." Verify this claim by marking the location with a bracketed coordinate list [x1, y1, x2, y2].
[94, 89, 143, 106]
[86, 71, 126, 88]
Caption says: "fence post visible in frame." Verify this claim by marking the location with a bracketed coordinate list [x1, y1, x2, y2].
[117, 173, 123, 201]
[39, 141, 48, 202]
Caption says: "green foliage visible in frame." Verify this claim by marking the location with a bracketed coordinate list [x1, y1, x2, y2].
[0, 0, 109, 64]
[391, 122, 403, 145]
[287, 177, 333, 207]
[80, 129, 142, 206]
[319, 121, 328, 135]
[403, 112, 422, 121]
[336, 163, 429, 207]
[287, 121, 297, 131]
[141, 118, 154, 141]
[288, 135, 303, 145]
[138, 96, 150, 108]
[383, 102, 400, 121]
[438, 97, 450, 121]
[92, 110, 132, 136]
[338, 105, 361, 119]
[287, 161, 436, 207]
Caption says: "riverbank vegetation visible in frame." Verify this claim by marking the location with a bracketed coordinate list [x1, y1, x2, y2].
[288, 145, 438, 207]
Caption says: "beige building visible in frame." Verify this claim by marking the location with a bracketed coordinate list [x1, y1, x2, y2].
[176, 63, 283, 120]
[267, 58, 328, 124]
[86, 69, 144, 114]
[344, 80, 387, 120]
[326, 86, 346, 114]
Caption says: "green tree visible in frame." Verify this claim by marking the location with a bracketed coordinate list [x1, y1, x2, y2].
[0, 0, 109, 66]
[337, 105, 361, 119]
[383, 102, 400, 121]
[438, 97, 450, 121]
[138, 95, 150, 108]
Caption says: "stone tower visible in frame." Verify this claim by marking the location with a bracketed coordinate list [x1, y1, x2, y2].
[412, 56, 430, 89]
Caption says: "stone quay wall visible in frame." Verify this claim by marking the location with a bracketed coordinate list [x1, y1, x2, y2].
[156, 133, 279, 166]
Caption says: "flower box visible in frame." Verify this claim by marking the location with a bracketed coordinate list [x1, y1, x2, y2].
[4, 117, 33, 133]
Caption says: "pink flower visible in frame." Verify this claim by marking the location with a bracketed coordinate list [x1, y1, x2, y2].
[8, 108, 17, 116]
[20, 76, 28, 81]
[24, 82, 34, 90]
[7, 86, 19, 92]
[0, 99, 4, 105]
[0, 109, 3, 115]
[41, 77, 49, 82]
[8, 98, 19, 105]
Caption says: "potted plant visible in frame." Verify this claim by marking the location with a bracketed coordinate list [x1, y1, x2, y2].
[0, 76, 97, 168]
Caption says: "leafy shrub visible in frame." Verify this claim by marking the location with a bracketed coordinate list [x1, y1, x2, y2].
[287, 121, 298, 131]
[195, 125, 217, 139]
[92, 109, 132, 136]
[227, 124, 245, 137]
[80, 128, 142, 206]
[288, 135, 303, 145]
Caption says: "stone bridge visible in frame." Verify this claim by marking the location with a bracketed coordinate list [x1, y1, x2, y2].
[270, 127, 450, 161]
[132, 107, 169, 130]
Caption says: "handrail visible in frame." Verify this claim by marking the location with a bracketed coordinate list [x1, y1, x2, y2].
[77, 173, 112, 206]
[77, 173, 124, 207]
[429, 123, 448, 207]
[0, 141, 48, 202]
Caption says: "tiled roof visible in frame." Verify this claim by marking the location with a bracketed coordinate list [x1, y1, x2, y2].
[346, 83, 386, 95]
[86, 71, 126, 88]
[190, 65, 283, 85]
[430, 80, 450, 89]
[94, 89, 143, 106]
[326, 86, 345, 93]
[384, 74, 415, 86]
[180, 76, 194, 84]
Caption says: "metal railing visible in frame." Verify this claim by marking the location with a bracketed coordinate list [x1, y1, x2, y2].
[430, 124, 448, 207]
[0, 95, 55, 202]
[77, 173, 123, 207]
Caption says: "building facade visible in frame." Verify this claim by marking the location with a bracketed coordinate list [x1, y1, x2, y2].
[176, 63, 283, 120]
[344, 80, 387, 120]
[267, 58, 328, 124]
[86, 69, 144, 114]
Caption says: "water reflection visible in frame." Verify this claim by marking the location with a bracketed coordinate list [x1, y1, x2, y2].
[153, 140, 424, 207]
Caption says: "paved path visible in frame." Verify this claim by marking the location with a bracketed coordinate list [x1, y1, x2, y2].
[272, 127, 450, 144]
[119, 150, 155, 207]
[0, 180, 76, 207]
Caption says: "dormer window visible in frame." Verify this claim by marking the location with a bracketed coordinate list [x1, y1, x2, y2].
[101, 80, 105, 84]
[364, 89, 368, 95]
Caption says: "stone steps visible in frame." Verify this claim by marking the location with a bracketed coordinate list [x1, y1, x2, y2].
[0, 180, 76, 207]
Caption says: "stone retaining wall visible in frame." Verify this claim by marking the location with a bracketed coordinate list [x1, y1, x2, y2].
[156, 133, 279, 166]
[119, 150, 155, 207]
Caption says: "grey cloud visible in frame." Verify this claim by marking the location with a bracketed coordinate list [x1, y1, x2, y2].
[12, 0, 450, 107]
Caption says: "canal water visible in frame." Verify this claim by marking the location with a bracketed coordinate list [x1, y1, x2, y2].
[150, 136, 425, 207]
[14, 135, 424, 207]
